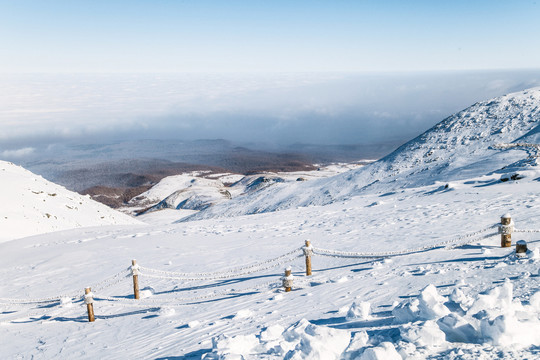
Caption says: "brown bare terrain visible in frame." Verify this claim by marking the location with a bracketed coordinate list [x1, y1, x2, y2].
[77, 156, 317, 208]
[22, 139, 387, 209]
[80, 185, 153, 208]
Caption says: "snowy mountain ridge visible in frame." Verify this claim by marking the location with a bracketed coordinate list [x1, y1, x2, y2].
[0, 161, 141, 242]
[122, 164, 363, 217]
[187, 87, 540, 220]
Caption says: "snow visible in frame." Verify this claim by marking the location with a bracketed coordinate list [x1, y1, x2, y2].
[3, 178, 539, 359]
[2, 87, 540, 359]
[391, 279, 540, 352]
[358, 342, 402, 360]
[346, 301, 371, 321]
[204, 318, 353, 360]
[121, 163, 363, 217]
[0, 161, 141, 243]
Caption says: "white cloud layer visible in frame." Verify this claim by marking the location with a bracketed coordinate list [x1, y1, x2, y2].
[1, 147, 35, 158]
[1, 71, 540, 150]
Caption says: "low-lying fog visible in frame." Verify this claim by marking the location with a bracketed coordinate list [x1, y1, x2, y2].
[2, 70, 540, 162]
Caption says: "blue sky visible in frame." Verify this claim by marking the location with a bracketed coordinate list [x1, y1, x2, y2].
[1, 0, 539, 73]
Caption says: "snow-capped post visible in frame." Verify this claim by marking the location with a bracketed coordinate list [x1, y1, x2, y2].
[282, 267, 294, 292]
[516, 240, 528, 256]
[131, 259, 140, 300]
[84, 287, 95, 322]
[499, 213, 514, 248]
[302, 240, 313, 276]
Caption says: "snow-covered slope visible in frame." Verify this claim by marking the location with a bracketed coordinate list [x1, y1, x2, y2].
[1, 164, 540, 359]
[2, 88, 540, 359]
[0, 161, 141, 242]
[188, 87, 540, 220]
[122, 163, 364, 217]
[130, 174, 233, 213]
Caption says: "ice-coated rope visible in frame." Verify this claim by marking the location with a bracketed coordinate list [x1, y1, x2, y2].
[444, 231, 498, 249]
[0, 225, 502, 305]
[313, 225, 498, 258]
[139, 250, 303, 280]
[292, 278, 311, 288]
[139, 247, 302, 277]
[493, 143, 540, 152]
[139, 254, 301, 281]
[94, 280, 278, 306]
[0, 294, 82, 305]
[0, 298, 83, 324]
[514, 229, 540, 233]
[499, 220, 514, 235]
[92, 268, 132, 293]
[302, 244, 314, 257]
[0, 268, 130, 305]
[2, 224, 530, 320]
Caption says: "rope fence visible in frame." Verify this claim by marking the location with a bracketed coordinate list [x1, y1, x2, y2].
[0, 268, 131, 306]
[514, 229, 540, 233]
[0, 213, 533, 324]
[138, 247, 302, 280]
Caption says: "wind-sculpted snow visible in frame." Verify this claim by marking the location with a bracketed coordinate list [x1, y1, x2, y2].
[203, 280, 540, 358]
[188, 87, 540, 220]
[0, 160, 141, 242]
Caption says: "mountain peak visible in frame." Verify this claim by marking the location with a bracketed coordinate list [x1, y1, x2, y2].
[187, 87, 540, 220]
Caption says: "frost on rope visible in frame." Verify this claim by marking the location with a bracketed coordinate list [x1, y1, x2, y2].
[138, 247, 302, 280]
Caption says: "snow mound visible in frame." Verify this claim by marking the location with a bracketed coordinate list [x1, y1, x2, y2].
[346, 301, 371, 321]
[0, 160, 140, 242]
[203, 318, 351, 360]
[357, 342, 402, 360]
[393, 284, 450, 323]
[199, 279, 540, 359]
[157, 307, 176, 317]
[395, 280, 540, 353]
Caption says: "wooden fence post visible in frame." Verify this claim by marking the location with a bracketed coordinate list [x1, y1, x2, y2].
[499, 213, 514, 248]
[84, 287, 95, 322]
[303, 240, 313, 276]
[282, 267, 294, 292]
[131, 259, 140, 300]
[516, 240, 527, 256]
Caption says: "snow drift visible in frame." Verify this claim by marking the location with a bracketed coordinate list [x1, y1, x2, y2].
[202, 280, 540, 359]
